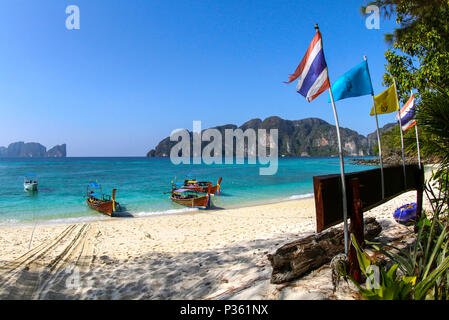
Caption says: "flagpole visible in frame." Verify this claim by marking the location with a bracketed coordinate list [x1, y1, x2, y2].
[317, 24, 348, 255]
[394, 78, 407, 187]
[415, 124, 422, 169]
[328, 86, 349, 256]
[365, 56, 385, 199]
[412, 90, 422, 169]
[398, 117, 407, 186]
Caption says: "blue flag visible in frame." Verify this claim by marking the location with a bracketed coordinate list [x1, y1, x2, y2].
[328, 60, 374, 102]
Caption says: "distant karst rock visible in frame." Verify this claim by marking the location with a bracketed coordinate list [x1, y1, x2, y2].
[7, 142, 46, 157]
[367, 122, 397, 152]
[45, 144, 67, 158]
[0, 141, 67, 158]
[146, 149, 156, 157]
[146, 116, 374, 158]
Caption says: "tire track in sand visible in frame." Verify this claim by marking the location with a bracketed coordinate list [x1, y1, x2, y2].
[0, 223, 96, 299]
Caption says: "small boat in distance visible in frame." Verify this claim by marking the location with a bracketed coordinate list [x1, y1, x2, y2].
[86, 181, 120, 216]
[178, 177, 222, 195]
[24, 174, 38, 191]
[170, 184, 212, 209]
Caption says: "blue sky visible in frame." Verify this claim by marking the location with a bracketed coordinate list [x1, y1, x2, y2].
[0, 1, 400, 156]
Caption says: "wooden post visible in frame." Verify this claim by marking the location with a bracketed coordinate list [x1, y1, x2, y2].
[349, 178, 364, 283]
[313, 176, 325, 232]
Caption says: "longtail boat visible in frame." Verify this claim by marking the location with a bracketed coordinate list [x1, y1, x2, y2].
[170, 183, 212, 209]
[85, 181, 120, 216]
[178, 177, 222, 195]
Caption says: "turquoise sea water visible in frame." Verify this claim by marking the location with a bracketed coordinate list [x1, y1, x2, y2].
[0, 157, 377, 225]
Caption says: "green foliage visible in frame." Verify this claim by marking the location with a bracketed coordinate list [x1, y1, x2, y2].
[339, 168, 449, 300]
[427, 167, 449, 216]
[349, 215, 449, 300]
[343, 169, 449, 300]
[367, 211, 449, 299]
[348, 234, 416, 300]
[417, 89, 449, 208]
[373, 123, 437, 160]
[416, 91, 449, 164]
[352, 0, 449, 299]
[363, 1, 449, 165]
[366, 0, 449, 100]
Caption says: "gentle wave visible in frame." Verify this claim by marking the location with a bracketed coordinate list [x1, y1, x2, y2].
[9, 215, 111, 227]
[0, 219, 20, 226]
[133, 208, 198, 217]
[284, 193, 314, 201]
[0, 209, 197, 226]
[44, 216, 111, 225]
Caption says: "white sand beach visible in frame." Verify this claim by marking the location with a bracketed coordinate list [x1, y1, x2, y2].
[0, 185, 432, 300]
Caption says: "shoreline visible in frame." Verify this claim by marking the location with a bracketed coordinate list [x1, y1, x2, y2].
[0, 190, 431, 300]
[0, 156, 379, 228]
[0, 192, 315, 228]
[0, 196, 318, 257]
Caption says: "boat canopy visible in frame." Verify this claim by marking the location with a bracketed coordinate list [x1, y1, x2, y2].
[25, 174, 36, 177]
[89, 182, 100, 188]
[89, 192, 100, 197]
[173, 189, 190, 193]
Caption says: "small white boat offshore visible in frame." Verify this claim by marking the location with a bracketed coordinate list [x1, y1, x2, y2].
[24, 174, 38, 191]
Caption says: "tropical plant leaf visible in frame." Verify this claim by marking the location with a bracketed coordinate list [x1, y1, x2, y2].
[423, 223, 449, 279]
[414, 256, 449, 300]
[351, 233, 372, 276]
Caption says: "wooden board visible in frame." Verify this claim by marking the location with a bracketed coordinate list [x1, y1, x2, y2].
[313, 165, 424, 233]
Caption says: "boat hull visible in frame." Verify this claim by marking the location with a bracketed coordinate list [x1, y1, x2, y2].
[86, 199, 118, 216]
[24, 183, 38, 191]
[170, 194, 211, 209]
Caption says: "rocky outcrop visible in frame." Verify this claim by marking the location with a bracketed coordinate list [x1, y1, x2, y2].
[367, 122, 397, 152]
[0, 142, 67, 158]
[348, 150, 438, 166]
[5, 142, 46, 157]
[45, 144, 67, 158]
[147, 116, 374, 158]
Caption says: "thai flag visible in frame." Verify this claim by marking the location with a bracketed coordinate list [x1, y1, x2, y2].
[396, 94, 416, 131]
[285, 31, 330, 102]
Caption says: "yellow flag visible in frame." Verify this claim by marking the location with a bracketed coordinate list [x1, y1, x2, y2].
[369, 84, 399, 116]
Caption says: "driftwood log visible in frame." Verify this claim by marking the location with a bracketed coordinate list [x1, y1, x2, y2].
[267, 217, 382, 284]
